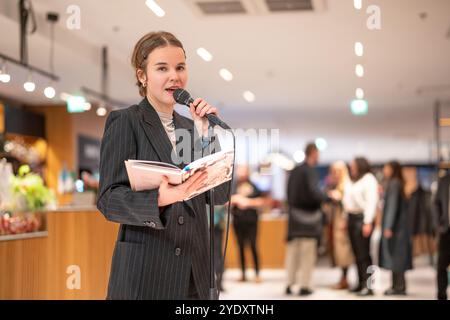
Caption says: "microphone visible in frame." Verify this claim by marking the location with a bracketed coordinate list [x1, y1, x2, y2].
[173, 88, 230, 129]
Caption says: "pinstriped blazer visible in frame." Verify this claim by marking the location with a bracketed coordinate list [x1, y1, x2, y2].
[97, 97, 230, 300]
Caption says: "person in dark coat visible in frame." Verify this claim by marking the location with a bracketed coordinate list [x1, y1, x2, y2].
[433, 172, 450, 300]
[379, 161, 413, 296]
[285, 143, 326, 296]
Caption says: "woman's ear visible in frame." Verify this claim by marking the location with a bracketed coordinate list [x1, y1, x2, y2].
[137, 68, 147, 86]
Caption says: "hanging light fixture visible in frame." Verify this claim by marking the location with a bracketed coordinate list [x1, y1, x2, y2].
[23, 71, 36, 92]
[0, 59, 11, 83]
[43, 12, 59, 99]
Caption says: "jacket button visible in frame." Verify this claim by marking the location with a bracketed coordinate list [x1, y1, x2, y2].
[177, 216, 184, 225]
[175, 248, 181, 256]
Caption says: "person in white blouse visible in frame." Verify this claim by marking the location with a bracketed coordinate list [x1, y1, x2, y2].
[342, 157, 379, 296]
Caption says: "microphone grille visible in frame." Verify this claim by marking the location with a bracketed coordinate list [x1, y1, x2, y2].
[173, 88, 191, 106]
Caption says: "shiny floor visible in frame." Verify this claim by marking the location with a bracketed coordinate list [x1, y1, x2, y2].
[219, 259, 442, 300]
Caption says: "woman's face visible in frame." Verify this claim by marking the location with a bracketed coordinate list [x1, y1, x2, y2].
[383, 164, 393, 179]
[350, 160, 358, 179]
[142, 45, 188, 108]
[329, 166, 340, 184]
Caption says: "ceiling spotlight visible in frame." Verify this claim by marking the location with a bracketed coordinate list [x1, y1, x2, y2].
[354, 42, 364, 57]
[219, 68, 233, 81]
[44, 86, 56, 99]
[84, 102, 92, 111]
[196, 47, 213, 62]
[145, 0, 165, 17]
[243, 90, 255, 102]
[0, 61, 11, 83]
[24, 73, 36, 92]
[353, 0, 362, 10]
[356, 88, 364, 99]
[96, 106, 107, 116]
[355, 64, 364, 77]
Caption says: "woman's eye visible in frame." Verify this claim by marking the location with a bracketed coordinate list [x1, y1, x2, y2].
[158, 67, 167, 71]
[177, 66, 185, 71]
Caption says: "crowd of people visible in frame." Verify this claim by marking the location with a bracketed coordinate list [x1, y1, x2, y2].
[217, 142, 448, 300]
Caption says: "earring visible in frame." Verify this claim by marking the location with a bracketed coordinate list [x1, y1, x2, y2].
[142, 82, 147, 88]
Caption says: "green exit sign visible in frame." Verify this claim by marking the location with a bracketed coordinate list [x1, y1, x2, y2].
[67, 95, 86, 113]
[351, 99, 368, 115]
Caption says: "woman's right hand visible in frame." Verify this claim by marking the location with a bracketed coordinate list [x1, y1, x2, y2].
[157, 171, 208, 207]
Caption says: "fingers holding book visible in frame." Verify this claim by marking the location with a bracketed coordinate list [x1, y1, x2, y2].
[157, 171, 208, 207]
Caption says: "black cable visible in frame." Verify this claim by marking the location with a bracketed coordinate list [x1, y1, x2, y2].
[217, 128, 236, 299]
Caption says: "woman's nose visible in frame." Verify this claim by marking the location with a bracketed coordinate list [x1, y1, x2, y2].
[169, 69, 180, 82]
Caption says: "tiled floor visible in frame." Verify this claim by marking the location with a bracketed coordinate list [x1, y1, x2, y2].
[218, 262, 442, 300]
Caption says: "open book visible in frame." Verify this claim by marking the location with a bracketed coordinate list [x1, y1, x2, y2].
[125, 150, 234, 200]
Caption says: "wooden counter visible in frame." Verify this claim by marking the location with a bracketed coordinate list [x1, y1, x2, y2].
[0, 210, 287, 299]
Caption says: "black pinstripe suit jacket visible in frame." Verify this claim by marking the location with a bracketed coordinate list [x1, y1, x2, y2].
[97, 97, 230, 300]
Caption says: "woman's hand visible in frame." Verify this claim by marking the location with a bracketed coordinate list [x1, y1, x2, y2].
[362, 223, 373, 238]
[157, 171, 208, 207]
[383, 229, 393, 239]
[189, 98, 219, 136]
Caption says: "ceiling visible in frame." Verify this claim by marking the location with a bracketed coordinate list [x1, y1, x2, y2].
[0, 0, 449, 163]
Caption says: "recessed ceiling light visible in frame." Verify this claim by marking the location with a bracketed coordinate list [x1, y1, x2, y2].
[354, 42, 364, 57]
[196, 47, 213, 62]
[353, 0, 362, 10]
[145, 0, 165, 17]
[355, 64, 364, 77]
[243, 90, 255, 102]
[219, 68, 233, 81]
[356, 88, 364, 99]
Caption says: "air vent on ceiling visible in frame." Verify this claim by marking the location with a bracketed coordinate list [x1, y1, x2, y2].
[196, 1, 247, 14]
[184, 0, 326, 17]
[265, 0, 313, 12]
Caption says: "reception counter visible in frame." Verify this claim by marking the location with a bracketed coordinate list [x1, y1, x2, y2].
[0, 208, 287, 299]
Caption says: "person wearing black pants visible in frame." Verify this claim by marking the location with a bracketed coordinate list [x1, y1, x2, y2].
[348, 213, 373, 294]
[433, 173, 450, 300]
[231, 165, 266, 283]
[343, 157, 379, 297]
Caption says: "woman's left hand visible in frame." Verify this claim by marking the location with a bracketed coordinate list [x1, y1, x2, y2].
[383, 229, 393, 238]
[362, 223, 373, 238]
[189, 98, 219, 136]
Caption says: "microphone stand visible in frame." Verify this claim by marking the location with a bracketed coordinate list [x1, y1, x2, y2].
[201, 116, 234, 301]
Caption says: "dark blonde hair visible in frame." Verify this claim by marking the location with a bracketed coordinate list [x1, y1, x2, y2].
[131, 31, 185, 97]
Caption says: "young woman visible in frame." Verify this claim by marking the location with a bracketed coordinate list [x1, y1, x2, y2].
[379, 161, 412, 295]
[97, 31, 230, 300]
[327, 161, 354, 290]
[343, 157, 379, 296]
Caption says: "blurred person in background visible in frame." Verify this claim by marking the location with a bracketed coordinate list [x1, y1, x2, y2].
[326, 161, 354, 290]
[285, 143, 326, 296]
[231, 165, 267, 283]
[433, 171, 450, 300]
[379, 161, 413, 296]
[213, 204, 228, 292]
[343, 157, 379, 297]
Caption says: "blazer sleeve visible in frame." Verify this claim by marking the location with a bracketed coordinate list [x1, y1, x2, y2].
[96, 110, 166, 229]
